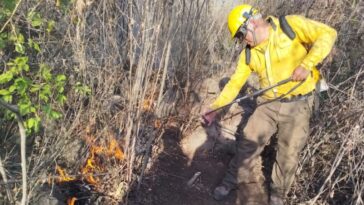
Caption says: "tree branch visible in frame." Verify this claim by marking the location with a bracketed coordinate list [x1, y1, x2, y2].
[0, 157, 14, 202]
[0, 99, 27, 205]
[0, 99, 19, 113]
[0, 0, 23, 33]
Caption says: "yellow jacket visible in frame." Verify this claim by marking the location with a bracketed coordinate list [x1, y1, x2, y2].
[211, 15, 337, 109]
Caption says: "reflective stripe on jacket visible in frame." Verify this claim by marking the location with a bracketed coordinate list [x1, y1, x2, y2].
[210, 15, 337, 109]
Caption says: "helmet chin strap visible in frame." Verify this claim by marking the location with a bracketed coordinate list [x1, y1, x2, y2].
[246, 28, 258, 46]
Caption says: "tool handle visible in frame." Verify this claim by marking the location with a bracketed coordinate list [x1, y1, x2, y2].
[203, 77, 292, 116]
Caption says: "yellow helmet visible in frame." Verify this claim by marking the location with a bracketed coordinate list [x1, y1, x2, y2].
[228, 4, 259, 38]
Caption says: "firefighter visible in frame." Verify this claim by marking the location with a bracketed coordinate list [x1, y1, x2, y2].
[202, 4, 337, 205]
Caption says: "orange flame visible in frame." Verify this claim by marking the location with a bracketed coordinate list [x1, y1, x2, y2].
[81, 149, 100, 184]
[67, 197, 77, 205]
[56, 165, 75, 182]
[108, 139, 124, 160]
[142, 99, 152, 111]
[81, 138, 124, 184]
[55, 124, 124, 190]
[89, 139, 124, 160]
[154, 119, 162, 129]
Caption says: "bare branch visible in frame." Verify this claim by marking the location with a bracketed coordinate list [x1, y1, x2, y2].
[0, 100, 27, 205]
[0, 0, 23, 33]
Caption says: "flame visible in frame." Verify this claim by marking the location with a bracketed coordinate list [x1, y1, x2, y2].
[81, 138, 124, 184]
[142, 99, 152, 111]
[55, 138, 124, 185]
[55, 166, 77, 205]
[89, 139, 124, 160]
[81, 149, 101, 184]
[108, 139, 124, 160]
[54, 124, 125, 202]
[67, 197, 77, 205]
[154, 119, 161, 129]
[56, 165, 75, 182]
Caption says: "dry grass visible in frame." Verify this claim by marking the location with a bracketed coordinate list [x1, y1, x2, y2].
[1, 0, 229, 204]
[0, 0, 363, 204]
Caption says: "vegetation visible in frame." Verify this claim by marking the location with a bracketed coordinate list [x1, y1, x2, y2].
[0, 0, 362, 204]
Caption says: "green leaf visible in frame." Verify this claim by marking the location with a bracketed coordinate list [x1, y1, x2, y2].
[47, 20, 55, 33]
[50, 110, 61, 119]
[7, 57, 28, 73]
[8, 85, 16, 92]
[30, 106, 36, 113]
[42, 105, 51, 115]
[57, 86, 64, 93]
[2, 95, 12, 103]
[14, 77, 29, 95]
[56, 94, 67, 105]
[40, 84, 51, 102]
[30, 84, 41, 92]
[17, 33, 24, 44]
[19, 100, 32, 115]
[0, 89, 10, 95]
[12, 34, 25, 53]
[39, 93, 49, 102]
[27, 11, 43, 28]
[9, 56, 29, 72]
[75, 82, 91, 95]
[25, 117, 41, 132]
[2, 0, 17, 11]
[34, 116, 41, 132]
[28, 38, 41, 52]
[56, 74, 66, 82]
[9, 33, 17, 42]
[0, 33, 8, 49]
[0, 72, 13, 84]
[42, 105, 61, 119]
[23, 64, 29, 71]
[9, 66, 19, 74]
[41, 84, 51, 95]
[31, 18, 43, 27]
[14, 56, 28, 65]
[55, 74, 66, 93]
[40, 64, 52, 81]
[26, 118, 37, 129]
[33, 41, 40, 52]
[15, 43, 25, 54]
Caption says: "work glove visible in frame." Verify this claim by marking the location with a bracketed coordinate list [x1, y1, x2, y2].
[201, 109, 217, 126]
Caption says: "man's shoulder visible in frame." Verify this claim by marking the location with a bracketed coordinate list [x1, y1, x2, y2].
[284, 15, 309, 24]
[266, 15, 306, 28]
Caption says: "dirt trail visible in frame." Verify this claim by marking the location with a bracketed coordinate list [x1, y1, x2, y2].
[129, 128, 238, 205]
[127, 87, 272, 205]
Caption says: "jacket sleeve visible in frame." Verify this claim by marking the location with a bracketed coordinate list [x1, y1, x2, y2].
[210, 52, 251, 109]
[286, 15, 337, 71]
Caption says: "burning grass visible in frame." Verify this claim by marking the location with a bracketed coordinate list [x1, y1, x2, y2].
[53, 133, 125, 204]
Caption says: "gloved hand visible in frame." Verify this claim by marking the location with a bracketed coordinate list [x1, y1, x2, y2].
[201, 109, 217, 126]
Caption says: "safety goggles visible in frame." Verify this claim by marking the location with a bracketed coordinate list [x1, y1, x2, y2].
[234, 22, 249, 41]
[234, 8, 254, 41]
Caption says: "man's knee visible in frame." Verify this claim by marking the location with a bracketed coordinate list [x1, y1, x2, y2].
[236, 136, 261, 157]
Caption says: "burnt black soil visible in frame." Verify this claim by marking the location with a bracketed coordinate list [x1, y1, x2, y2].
[128, 128, 237, 205]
